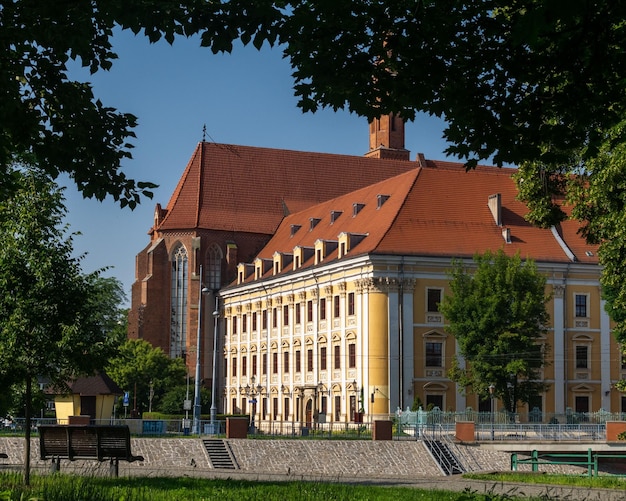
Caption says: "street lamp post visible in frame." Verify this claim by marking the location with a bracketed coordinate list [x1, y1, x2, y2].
[193, 266, 209, 435]
[489, 383, 495, 441]
[209, 295, 219, 434]
[240, 376, 262, 434]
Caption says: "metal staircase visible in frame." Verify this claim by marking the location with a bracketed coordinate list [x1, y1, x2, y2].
[202, 439, 238, 469]
[423, 439, 465, 475]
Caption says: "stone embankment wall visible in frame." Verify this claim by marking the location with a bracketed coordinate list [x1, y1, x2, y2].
[0, 437, 587, 478]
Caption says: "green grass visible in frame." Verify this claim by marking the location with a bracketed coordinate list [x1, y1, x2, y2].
[464, 471, 626, 490]
[0, 472, 558, 501]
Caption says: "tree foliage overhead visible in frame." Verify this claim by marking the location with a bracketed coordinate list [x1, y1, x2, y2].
[440, 250, 550, 414]
[5, 1, 626, 336]
[5, 1, 623, 203]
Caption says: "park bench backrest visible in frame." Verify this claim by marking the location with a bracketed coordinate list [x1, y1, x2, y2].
[39, 425, 139, 461]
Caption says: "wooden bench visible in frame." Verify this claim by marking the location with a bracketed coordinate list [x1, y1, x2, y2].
[39, 425, 143, 476]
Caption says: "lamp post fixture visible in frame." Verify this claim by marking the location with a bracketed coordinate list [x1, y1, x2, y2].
[489, 383, 495, 441]
[209, 295, 219, 435]
[193, 266, 210, 435]
[240, 376, 263, 433]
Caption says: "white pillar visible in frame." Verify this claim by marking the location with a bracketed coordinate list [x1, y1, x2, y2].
[600, 299, 611, 410]
[553, 285, 566, 414]
[455, 343, 466, 411]
[402, 284, 414, 410]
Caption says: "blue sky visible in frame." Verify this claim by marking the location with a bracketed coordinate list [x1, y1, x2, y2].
[64, 30, 456, 306]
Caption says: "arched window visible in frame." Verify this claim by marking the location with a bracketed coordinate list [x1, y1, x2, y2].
[207, 243, 222, 290]
[170, 244, 188, 359]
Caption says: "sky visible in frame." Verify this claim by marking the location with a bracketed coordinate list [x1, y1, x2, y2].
[63, 29, 457, 307]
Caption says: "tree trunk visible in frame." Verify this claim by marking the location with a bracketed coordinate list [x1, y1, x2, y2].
[24, 377, 31, 486]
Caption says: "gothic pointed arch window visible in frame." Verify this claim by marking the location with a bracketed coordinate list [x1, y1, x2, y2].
[207, 243, 223, 290]
[170, 243, 188, 359]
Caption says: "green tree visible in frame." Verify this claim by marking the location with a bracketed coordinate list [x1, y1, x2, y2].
[158, 385, 210, 416]
[0, 168, 120, 484]
[106, 339, 187, 415]
[440, 250, 550, 415]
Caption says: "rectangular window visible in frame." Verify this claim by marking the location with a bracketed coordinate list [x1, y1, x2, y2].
[262, 310, 268, 329]
[333, 295, 340, 318]
[295, 303, 301, 324]
[307, 300, 313, 322]
[575, 294, 588, 317]
[320, 346, 327, 371]
[283, 305, 289, 326]
[272, 308, 278, 328]
[242, 355, 247, 377]
[232, 316, 237, 335]
[576, 345, 589, 369]
[334, 345, 341, 369]
[283, 351, 290, 373]
[284, 397, 290, 420]
[242, 314, 247, 333]
[348, 343, 356, 368]
[232, 357, 237, 377]
[425, 342, 443, 367]
[307, 348, 313, 372]
[252, 354, 257, 376]
[427, 288, 442, 312]
[262, 353, 267, 375]
[252, 312, 257, 331]
[320, 298, 326, 320]
[272, 352, 278, 374]
[295, 350, 301, 373]
[348, 292, 355, 316]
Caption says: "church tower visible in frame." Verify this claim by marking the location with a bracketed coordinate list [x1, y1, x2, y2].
[365, 113, 410, 161]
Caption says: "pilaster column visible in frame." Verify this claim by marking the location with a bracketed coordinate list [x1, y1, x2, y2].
[553, 284, 566, 414]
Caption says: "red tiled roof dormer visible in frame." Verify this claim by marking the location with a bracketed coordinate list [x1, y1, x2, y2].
[235, 159, 599, 283]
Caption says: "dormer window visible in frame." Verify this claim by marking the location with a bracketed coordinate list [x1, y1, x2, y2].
[290, 224, 302, 237]
[353, 203, 365, 217]
[310, 218, 321, 231]
[330, 210, 342, 224]
[377, 194, 390, 209]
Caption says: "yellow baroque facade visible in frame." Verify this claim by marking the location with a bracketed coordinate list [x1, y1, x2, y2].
[219, 163, 615, 426]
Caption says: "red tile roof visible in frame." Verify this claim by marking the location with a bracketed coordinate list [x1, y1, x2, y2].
[156, 142, 419, 235]
[242, 160, 598, 279]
